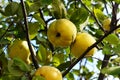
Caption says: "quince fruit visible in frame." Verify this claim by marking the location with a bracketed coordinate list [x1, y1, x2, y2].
[47, 19, 77, 47]
[102, 18, 111, 31]
[71, 32, 97, 58]
[8, 39, 35, 64]
[34, 66, 62, 80]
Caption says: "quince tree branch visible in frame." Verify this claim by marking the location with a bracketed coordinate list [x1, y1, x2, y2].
[20, 0, 39, 69]
[62, 17, 120, 78]
[38, 9, 54, 52]
[98, 2, 119, 80]
[62, 21, 120, 77]
[62, 1, 120, 78]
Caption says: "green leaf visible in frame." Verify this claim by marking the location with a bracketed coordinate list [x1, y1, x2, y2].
[53, 53, 64, 66]
[57, 61, 71, 71]
[41, 0, 52, 6]
[102, 66, 120, 75]
[96, 60, 102, 70]
[37, 44, 47, 62]
[113, 44, 120, 55]
[66, 72, 74, 80]
[33, 13, 46, 26]
[0, 38, 10, 45]
[4, 2, 19, 16]
[72, 69, 80, 76]
[1, 75, 20, 80]
[21, 76, 28, 80]
[29, 2, 40, 12]
[17, 2, 29, 18]
[93, 8, 107, 22]
[52, 0, 67, 19]
[112, 57, 120, 64]
[32, 75, 45, 80]
[13, 58, 30, 72]
[104, 33, 119, 45]
[115, 0, 120, 4]
[102, 44, 112, 55]
[28, 22, 40, 39]
[70, 8, 89, 27]
[8, 60, 24, 76]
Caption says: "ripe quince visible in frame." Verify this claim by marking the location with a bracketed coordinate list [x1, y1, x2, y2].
[34, 66, 62, 80]
[71, 32, 97, 58]
[47, 19, 77, 47]
[8, 39, 35, 64]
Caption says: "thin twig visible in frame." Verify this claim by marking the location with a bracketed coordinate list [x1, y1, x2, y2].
[20, 0, 39, 69]
[79, 0, 105, 33]
[104, 2, 109, 15]
[0, 22, 13, 41]
[39, 9, 47, 30]
[38, 9, 54, 52]
[46, 17, 55, 23]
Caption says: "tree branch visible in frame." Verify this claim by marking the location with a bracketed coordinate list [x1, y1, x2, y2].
[62, 22, 120, 77]
[38, 9, 54, 52]
[98, 55, 111, 80]
[110, 2, 118, 30]
[20, 0, 39, 69]
[98, 2, 119, 80]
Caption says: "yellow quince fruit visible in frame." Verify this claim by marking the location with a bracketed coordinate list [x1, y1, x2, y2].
[71, 32, 97, 58]
[8, 39, 35, 64]
[47, 19, 77, 47]
[34, 66, 62, 80]
[102, 18, 111, 31]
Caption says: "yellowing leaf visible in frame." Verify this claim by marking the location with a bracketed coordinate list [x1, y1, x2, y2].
[93, 8, 107, 22]
[5, 2, 19, 16]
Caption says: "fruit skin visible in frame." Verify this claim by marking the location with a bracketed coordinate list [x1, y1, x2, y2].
[34, 66, 62, 80]
[47, 19, 77, 47]
[102, 18, 111, 31]
[71, 32, 97, 58]
[8, 39, 35, 64]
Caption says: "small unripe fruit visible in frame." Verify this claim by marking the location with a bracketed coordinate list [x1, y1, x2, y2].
[102, 18, 111, 31]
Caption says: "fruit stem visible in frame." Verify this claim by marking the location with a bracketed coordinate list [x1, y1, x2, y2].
[38, 9, 47, 31]
[20, 0, 39, 69]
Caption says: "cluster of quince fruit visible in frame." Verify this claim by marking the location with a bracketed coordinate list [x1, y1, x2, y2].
[8, 40, 62, 80]
[47, 19, 97, 58]
[8, 19, 97, 80]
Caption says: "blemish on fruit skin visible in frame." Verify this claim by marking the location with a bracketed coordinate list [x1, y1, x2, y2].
[56, 32, 61, 37]
[40, 74, 46, 78]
